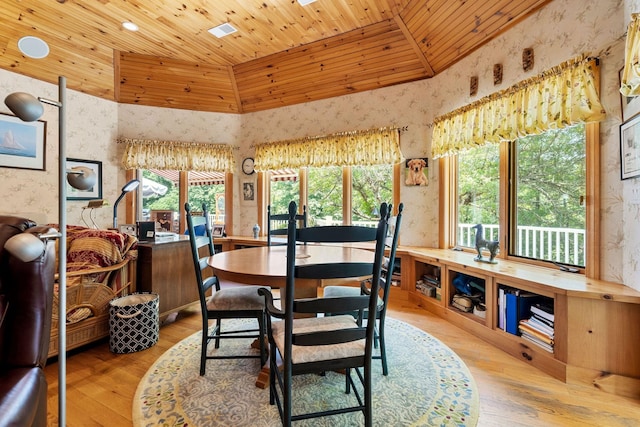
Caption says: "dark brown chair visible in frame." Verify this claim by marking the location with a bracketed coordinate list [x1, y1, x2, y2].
[259, 201, 389, 426]
[323, 202, 403, 375]
[185, 203, 267, 376]
[267, 204, 307, 246]
[0, 216, 56, 427]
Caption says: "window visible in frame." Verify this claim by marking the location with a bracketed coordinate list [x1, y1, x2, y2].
[512, 124, 586, 266]
[457, 144, 500, 247]
[308, 166, 343, 225]
[269, 169, 299, 217]
[268, 164, 397, 227]
[352, 164, 393, 225]
[453, 123, 591, 268]
[140, 169, 227, 232]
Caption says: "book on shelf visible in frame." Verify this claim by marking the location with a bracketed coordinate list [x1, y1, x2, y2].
[498, 287, 506, 330]
[518, 321, 554, 345]
[521, 332, 554, 353]
[526, 316, 554, 336]
[504, 289, 543, 335]
[530, 303, 554, 323]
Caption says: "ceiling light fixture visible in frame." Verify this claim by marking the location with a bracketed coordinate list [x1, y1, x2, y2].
[17, 36, 50, 59]
[297, 0, 318, 5]
[208, 23, 237, 38]
[122, 21, 139, 31]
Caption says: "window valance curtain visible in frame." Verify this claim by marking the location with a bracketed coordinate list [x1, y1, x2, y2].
[118, 138, 235, 172]
[431, 55, 606, 159]
[620, 14, 640, 96]
[254, 127, 403, 171]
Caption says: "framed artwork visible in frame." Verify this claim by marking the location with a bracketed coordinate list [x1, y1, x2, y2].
[151, 210, 174, 232]
[119, 224, 137, 236]
[404, 158, 429, 186]
[620, 114, 640, 180]
[212, 224, 225, 237]
[0, 112, 46, 171]
[242, 181, 255, 202]
[66, 158, 102, 200]
[619, 67, 640, 122]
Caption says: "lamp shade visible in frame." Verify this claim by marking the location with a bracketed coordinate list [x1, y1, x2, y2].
[66, 166, 96, 191]
[4, 233, 45, 262]
[4, 92, 44, 122]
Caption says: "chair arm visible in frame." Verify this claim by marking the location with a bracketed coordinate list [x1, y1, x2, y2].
[258, 288, 284, 319]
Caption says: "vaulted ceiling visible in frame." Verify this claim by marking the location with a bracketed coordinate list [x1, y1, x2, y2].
[0, 0, 553, 113]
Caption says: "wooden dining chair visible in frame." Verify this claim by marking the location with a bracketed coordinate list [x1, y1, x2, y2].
[185, 202, 267, 376]
[258, 201, 389, 427]
[323, 202, 403, 375]
[267, 204, 307, 246]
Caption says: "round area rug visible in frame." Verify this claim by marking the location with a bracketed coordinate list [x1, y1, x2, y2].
[133, 318, 479, 426]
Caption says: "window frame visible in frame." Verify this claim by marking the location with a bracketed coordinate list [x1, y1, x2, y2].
[127, 169, 234, 234]
[440, 122, 600, 278]
[259, 163, 401, 229]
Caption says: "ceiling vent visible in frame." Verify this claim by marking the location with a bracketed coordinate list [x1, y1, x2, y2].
[208, 23, 238, 38]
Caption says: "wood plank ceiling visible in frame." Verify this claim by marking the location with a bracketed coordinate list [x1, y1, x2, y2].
[0, 0, 553, 114]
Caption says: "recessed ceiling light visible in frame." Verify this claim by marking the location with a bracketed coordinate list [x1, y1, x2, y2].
[208, 23, 237, 38]
[298, 0, 317, 5]
[17, 36, 50, 59]
[122, 21, 139, 31]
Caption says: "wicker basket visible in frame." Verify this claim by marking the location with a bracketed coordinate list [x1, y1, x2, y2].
[108, 293, 159, 354]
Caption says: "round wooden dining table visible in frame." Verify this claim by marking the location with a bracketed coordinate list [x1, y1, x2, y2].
[208, 244, 377, 388]
[207, 244, 376, 299]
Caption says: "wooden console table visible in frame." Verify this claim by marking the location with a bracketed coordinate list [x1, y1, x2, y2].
[136, 236, 200, 319]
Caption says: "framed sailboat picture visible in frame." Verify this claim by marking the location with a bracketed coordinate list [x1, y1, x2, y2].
[0, 112, 46, 171]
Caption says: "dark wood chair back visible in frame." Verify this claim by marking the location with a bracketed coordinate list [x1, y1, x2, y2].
[267, 204, 307, 246]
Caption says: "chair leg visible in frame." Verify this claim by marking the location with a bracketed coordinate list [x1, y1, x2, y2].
[269, 342, 277, 405]
[214, 318, 221, 349]
[364, 363, 373, 427]
[378, 317, 388, 376]
[200, 319, 208, 376]
[258, 312, 267, 366]
[284, 364, 292, 427]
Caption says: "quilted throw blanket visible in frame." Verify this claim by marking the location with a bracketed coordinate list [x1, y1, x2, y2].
[49, 224, 138, 287]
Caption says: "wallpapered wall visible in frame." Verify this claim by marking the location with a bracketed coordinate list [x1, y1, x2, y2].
[0, 0, 638, 290]
[0, 72, 120, 227]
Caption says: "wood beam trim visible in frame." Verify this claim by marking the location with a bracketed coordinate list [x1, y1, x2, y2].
[228, 65, 243, 114]
[394, 15, 435, 77]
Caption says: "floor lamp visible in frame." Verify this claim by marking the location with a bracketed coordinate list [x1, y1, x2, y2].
[4, 76, 95, 427]
[113, 179, 140, 229]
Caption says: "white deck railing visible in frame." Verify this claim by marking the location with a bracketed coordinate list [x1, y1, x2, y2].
[311, 218, 585, 266]
[459, 223, 585, 266]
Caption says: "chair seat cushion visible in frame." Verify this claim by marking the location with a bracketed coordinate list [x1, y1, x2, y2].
[206, 285, 267, 311]
[272, 315, 364, 364]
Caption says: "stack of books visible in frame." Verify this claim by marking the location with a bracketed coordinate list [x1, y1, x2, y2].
[518, 302, 554, 353]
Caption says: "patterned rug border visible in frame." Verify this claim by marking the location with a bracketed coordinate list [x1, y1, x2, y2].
[133, 317, 479, 426]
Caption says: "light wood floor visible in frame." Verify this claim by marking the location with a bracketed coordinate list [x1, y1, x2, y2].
[44, 297, 640, 426]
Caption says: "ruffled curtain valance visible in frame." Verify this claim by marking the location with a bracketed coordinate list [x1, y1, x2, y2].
[620, 14, 640, 96]
[431, 55, 606, 159]
[254, 127, 403, 171]
[118, 138, 235, 172]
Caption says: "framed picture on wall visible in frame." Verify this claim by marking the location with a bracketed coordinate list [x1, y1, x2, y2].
[620, 113, 640, 180]
[212, 225, 225, 237]
[404, 158, 429, 186]
[242, 181, 255, 202]
[619, 67, 640, 122]
[0, 112, 46, 171]
[66, 158, 102, 200]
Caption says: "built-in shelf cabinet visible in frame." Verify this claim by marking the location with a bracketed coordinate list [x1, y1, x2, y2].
[404, 248, 640, 399]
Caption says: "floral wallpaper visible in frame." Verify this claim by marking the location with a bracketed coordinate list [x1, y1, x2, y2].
[0, 0, 638, 291]
[0, 71, 120, 228]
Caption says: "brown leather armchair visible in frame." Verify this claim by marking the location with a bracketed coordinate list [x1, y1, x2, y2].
[0, 216, 56, 427]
